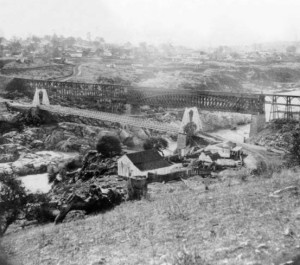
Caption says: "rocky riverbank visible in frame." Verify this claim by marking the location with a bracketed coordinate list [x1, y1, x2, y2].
[0, 99, 253, 180]
[0, 100, 265, 230]
[249, 119, 296, 152]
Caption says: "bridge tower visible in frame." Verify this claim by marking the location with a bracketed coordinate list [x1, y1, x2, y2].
[179, 107, 203, 132]
[32, 88, 50, 106]
[249, 113, 266, 137]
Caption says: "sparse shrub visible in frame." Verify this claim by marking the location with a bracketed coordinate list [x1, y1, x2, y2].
[4, 78, 33, 99]
[47, 164, 57, 184]
[0, 173, 27, 235]
[47, 158, 81, 184]
[55, 137, 81, 152]
[25, 193, 56, 223]
[45, 130, 65, 149]
[165, 196, 189, 221]
[143, 137, 168, 155]
[238, 168, 251, 182]
[96, 135, 122, 157]
[172, 246, 210, 265]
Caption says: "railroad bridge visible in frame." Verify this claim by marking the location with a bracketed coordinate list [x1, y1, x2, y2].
[20, 78, 265, 114]
[14, 77, 300, 136]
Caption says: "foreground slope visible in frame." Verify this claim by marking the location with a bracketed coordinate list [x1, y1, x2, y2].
[2, 168, 300, 265]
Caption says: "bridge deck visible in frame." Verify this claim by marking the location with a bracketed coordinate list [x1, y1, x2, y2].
[8, 102, 180, 134]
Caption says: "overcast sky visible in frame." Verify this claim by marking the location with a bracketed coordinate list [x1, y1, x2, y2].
[1, 0, 300, 48]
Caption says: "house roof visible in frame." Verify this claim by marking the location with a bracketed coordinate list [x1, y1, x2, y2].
[232, 146, 242, 152]
[125, 150, 171, 172]
[203, 151, 221, 161]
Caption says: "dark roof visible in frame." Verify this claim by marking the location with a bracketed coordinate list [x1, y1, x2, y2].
[203, 151, 221, 161]
[126, 150, 171, 172]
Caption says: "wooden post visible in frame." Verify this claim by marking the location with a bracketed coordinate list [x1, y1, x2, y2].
[127, 176, 148, 200]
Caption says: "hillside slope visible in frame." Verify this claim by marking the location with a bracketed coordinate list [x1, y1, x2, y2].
[249, 119, 299, 153]
[2, 169, 300, 265]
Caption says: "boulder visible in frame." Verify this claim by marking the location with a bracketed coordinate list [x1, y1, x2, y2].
[243, 154, 258, 170]
[0, 154, 16, 163]
[132, 136, 143, 147]
[11, 160, 34, 176]
[119, 129, 131, 142]
[2, 131, 18, 139]
[0, 144, 19, 154]
[123, 137, 135, 147]
[0, 164, 13, 175]
[136, 128, 149, 140]
[30, 140, 45, 150]
[140, 105, 151, 111]
[97, 130, 119, 140]
[0, 151, 80, 177]
[82, 126, 97, 138]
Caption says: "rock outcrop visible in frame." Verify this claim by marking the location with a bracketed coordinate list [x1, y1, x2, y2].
[0, 151, 80, 177]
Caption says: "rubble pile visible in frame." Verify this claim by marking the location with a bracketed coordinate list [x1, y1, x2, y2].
[45, 150, 127, 223]
[249, 119, 298, 152]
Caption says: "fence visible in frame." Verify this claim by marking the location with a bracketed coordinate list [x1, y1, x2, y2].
[147, 168, 211, 183]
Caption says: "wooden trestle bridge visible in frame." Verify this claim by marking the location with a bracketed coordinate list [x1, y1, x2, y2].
[264, 94, 300, 120]
[3, 78, 300, 136]
[18, 78, 267, 114]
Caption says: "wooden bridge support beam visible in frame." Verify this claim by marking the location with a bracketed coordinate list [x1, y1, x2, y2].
[249, 113, 266, 137]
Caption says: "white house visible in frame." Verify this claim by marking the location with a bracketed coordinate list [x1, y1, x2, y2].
[118, 150, 179, 178]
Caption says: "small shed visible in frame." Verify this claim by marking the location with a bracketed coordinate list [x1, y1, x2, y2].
[118, 150, 178, 178]
[231, 146, 243, 158]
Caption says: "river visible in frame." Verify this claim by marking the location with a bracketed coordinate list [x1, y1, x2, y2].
[19, 173, 51, 193]
[18, 122, 253, 193]
[20, 90, 300, 193]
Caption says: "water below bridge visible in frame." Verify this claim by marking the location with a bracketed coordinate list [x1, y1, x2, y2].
[15, 89, 300, 193]
[19, 124, 250, 193]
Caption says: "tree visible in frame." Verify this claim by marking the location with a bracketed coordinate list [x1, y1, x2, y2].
[95, 37, 105, 43]
[0, 174, 27, 235]
[96, 135, 122, 157]
[64, 37, 76, 48]
[286, 45, 297, 54]
[143, 137, 168, 156]
[9, 38, 22, 55]
[31, 35, 41, 44]
[183, 122, 197, 145]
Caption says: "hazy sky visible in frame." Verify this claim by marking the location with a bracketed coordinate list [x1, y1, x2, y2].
[1, 0, 300, 47]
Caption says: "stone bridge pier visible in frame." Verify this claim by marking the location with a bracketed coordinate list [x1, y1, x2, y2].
[32, 88, 50, 106]
[249, 113, 266, 137]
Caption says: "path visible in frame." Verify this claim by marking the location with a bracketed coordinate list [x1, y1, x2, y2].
[58, 63, 83, 81]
